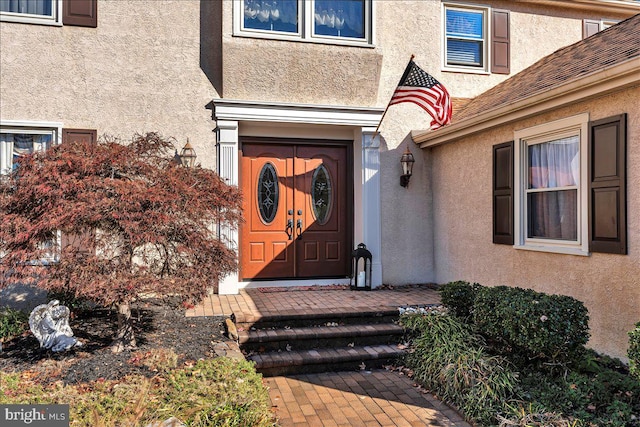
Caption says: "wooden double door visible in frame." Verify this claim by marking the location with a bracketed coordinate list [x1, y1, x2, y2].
[240, 139, 352, 280]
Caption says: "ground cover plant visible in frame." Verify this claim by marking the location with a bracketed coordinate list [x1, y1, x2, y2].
[0, 299, 276, 426]
[400, 282, 640, 426]
[0, 133, 242, 352]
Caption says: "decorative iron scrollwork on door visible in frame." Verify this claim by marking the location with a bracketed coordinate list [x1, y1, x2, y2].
[311, 164, 333, 225]
[258, 162, 278, 224]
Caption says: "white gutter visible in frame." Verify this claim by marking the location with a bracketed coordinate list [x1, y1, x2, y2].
[513, 0, 640, 14]
[413, 56, 640, 148]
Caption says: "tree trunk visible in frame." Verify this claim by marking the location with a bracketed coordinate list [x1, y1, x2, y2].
[111, 302, 136, 353]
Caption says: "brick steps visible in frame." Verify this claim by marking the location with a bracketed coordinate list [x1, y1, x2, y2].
[239, 323, 404, 352]
[248, 344, 406, 377]
[237, 310, 407, 377]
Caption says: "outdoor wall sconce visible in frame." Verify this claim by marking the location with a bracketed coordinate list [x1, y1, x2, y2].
[173, 139, 197, 167]
[400, 146, 415, 188]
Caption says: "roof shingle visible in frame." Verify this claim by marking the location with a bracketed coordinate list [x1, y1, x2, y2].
[454, 14, 640, 122]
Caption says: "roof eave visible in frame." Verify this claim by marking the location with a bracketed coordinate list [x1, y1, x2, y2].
[413, 57, 640, 149]
[514, 0, 640, 14]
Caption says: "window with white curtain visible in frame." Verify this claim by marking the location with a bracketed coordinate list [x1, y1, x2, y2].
[514, 114, 589, 255]
[0, 0, 61, 25]
[443, 3, 487, 71]
[236, 0, 372, 45]
[0, 122, 61, 175]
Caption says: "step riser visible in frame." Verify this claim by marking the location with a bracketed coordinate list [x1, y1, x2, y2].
[257, 357, 401, 377]
[236, 313, 399, 330]
[242, 333, 403, 352]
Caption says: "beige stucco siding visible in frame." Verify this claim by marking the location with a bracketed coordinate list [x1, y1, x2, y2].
[0, 0, 219, 168]
[430, 86, 640, 360]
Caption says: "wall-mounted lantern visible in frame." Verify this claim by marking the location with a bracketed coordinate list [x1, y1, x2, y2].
[400, 146, 415, 188]
[172, 139, 197, 168]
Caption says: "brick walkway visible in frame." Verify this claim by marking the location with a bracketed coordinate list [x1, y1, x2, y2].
[188, 286, 472, 427]
[265, 371, 471, 427]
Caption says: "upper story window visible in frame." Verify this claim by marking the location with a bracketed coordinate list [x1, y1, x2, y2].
[0, 121, 61, 175]
[235, 0, 373, 46]
[443, 4, 488, 72]
[0, 0, 61, 25]
[1, 0, 97, 27]
[443, 3, 511, 75]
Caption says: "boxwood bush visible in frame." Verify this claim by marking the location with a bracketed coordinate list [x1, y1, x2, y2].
[473, 286, 590, 367]
[629, 321, 640, 380]
[439, 281, 483, 319]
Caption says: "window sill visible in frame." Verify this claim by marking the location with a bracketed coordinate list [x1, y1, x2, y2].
[514, 244, 590, 257]
[0, 14, 62, 26]
[442, 66, 490, 75]
[232, 31, 375, 48]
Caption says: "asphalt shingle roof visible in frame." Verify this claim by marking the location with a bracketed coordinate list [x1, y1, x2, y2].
[454, 14, 640, 122]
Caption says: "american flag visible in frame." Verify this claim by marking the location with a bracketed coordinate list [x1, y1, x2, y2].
[389, 60, 452, 130]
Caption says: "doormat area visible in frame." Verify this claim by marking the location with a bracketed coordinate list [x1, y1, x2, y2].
[256, 284, 351, 293]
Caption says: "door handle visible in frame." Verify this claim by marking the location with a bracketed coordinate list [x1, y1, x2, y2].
[285, 219, 293, 240]
[296, 219, 303, 240]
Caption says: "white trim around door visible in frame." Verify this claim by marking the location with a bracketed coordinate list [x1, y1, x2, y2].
[213, 99, 384, 294]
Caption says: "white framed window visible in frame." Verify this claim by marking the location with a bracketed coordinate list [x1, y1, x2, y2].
[0, 120, 63, 263]
[234, 0, 374, 46]
[1, 120, 62, 175]
[0, 0, 62, 26]
[514, 114, 589, 256]
[442, 3, 488, 73]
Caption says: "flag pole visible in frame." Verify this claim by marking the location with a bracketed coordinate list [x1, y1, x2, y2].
[371, 54, 415, 142]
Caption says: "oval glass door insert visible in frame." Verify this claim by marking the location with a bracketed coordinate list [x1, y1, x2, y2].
[258, 162, 278, 224]
[311, 164, 333, 225]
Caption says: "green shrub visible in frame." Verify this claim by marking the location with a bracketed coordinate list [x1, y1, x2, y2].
[629, 321, 640, 380]
[400, 311, 518, 425]
[473, 286, 590, 367]
[439, 281, 483, 319]
[0, 307, 29, 341]
[518, 367, 640, 427]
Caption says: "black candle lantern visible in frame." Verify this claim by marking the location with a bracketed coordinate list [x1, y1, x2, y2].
[350, 243, 372, 291]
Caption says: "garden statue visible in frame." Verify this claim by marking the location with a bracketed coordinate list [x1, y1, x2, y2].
[29, 300, 82, 352]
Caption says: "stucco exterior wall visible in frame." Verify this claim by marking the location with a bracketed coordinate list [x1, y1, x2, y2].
[217, 0, 635, 285]
[2, 0, 636, 292]
[429, 86, 640, 359]
[0, 0, 219, 169]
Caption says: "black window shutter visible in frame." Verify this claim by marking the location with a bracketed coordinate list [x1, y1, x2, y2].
[588, 114, 627, 254]
[63, 0, 97, 28]
[493, 141, 514, 244]
[491, 9, 510, 74]
[583, 19, 600, 39]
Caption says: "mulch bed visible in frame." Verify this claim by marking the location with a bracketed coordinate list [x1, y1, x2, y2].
[0, 299, 229, 386]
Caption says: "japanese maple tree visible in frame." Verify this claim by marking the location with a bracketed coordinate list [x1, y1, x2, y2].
[0, 133, 242, 352]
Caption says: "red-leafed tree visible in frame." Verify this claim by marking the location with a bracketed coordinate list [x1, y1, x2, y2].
[0, 133, 242, 352]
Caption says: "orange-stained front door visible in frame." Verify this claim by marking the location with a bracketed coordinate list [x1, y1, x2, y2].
[240, 139, 352, 280]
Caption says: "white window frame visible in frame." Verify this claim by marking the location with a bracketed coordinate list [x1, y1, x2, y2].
[0, 0, 62, 26]
[1, 120, 62, 175]
[513, 113, 589, 256]
[442, 2, 490, 74]
[0, 120, 63, 262]
[233, 0, 374, 47]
